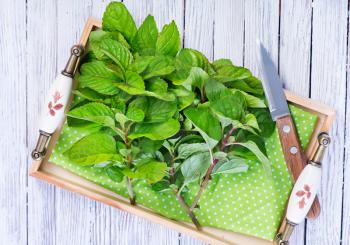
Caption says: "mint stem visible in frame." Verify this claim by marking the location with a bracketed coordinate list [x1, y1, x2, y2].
[125, 128, 136, 205]
[126, 177, 136, 205]
[191, 127, 236, 210]
[169, 155, 201, 230]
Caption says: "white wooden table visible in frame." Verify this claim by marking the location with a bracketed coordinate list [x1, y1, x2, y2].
[0, 0, 348, 244]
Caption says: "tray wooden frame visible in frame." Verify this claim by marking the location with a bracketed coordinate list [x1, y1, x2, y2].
[29, 17, 336, 245]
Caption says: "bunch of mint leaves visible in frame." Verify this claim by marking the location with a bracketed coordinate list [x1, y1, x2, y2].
[64, 2, 275, 229]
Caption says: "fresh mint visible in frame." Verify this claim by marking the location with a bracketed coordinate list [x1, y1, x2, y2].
[63, 1, 276, 229]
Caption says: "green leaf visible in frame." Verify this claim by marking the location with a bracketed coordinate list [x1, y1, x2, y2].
[102, 2, 137, 41]
[126, 107, 145, 122]
[138, 138, 164, 153]
[227, 76, 264, 95]
[211, 156, 249, 175]
[89, 30, 131, 59]
[177, 143, 209, 160]
[210, 92, 246, 121]
[156, 21, 180, 57]
[142, 56, 175, 79]
[67, 102, 115, 128]
[213, 62, 252, 83]
[231, 141, 270, 172]
[212, 59, 233, 70]
[64, 133, 122, 166]
[146, 77, 168, 93]
[181, 152, 211, 185]
[129, 119, 180, 140]
[170, 87, 195, 110]
[184, 107, 222, 148]
[176, 48, 212, 73]
[134, 159, 168, 183]
[251, 108, 276, 138]
[205, 79, 231, 101]
[115, 112, 128, 128]
[132, 15, 158, 55]
[129, 97, 177, 123]
[72, 88, 105, 103]
[181, 67, 209, 91]
[99, 39, 133, 71]
[106, 165, 124, 182]
[115, 70, 145, 94]
[244, 113, 260, 131]
[77, 61, 120, 95]
[231, 89, 266, 108]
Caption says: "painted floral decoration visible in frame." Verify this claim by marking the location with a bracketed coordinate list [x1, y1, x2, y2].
[295, 184, 311, 209]
[48, 91, 63, 116]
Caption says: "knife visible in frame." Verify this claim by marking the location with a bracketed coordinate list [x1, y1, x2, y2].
[259, 43, 320, 219]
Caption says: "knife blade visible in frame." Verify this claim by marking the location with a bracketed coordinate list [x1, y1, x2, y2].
[259, 43, 320, 219]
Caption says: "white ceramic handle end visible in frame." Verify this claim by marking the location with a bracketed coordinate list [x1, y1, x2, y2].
[286, 164, 321, 224]
[38, 74, 73, 134]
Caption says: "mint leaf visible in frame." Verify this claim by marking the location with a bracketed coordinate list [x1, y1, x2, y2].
[227, 76, 264, 95]
[67, 102, 115, 128]
[102, 2, 137, 42]
[156, 21, 180, 57]
[170, 87, 195, 110]
[132, 15, 158, 55]
[177, 143, 208, 160]
[133, 159, 168, 183]
[106, 165, 124, 182]
[212, 61, 252, 83]
[210, 92, 246, 121]
[142, 56, 175, 79]
[129, 97, 177, 123]
[211, 156, 249, 175]
[115, 70, 145, 94]
[99, 39, 133, 72]
[129, 119, 180, 140]
[126, 107, 145, 122]
[231, 141, 270, 173]
[181, 152, 211, 185]
[77, 61, 120, 95]
[64, 133, 122, 166]
[184, 107, 222, 148]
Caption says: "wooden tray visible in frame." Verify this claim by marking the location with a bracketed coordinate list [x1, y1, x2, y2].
[29, 17, 336, 245]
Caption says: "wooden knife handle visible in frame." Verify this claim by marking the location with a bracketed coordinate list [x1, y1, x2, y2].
[276, 115, 320, 219]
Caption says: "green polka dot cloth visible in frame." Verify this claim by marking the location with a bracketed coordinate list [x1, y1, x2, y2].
[50, 104, 317, 241]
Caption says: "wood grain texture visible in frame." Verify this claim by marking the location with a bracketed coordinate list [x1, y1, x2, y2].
[184, 0, 214, 60]
[276, 115, 321, 220]
[343, 13, 350, 244]
[26, 1, 58, 244]
[0, 0, 348, 244]
[279, 1, 313, 243]
[0, 0, 27, 245]
[214, 0, 244, 66]
[306, 0, 348, 245]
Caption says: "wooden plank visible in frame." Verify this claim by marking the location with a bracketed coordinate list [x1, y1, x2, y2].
[343, 13, 350, 244]
[279, 1, 312, 244]
[184, 0, 215, 60]
[26, 1, 58, 245]
[0, 0, 27, 244]
[244, 1, 279, 76]
[54, 1, 96, 245]
[306, 0, 348, 244]
[214, 0, 244, 66]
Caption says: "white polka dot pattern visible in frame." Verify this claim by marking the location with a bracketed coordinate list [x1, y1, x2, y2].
[50, 104, 317, 241]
